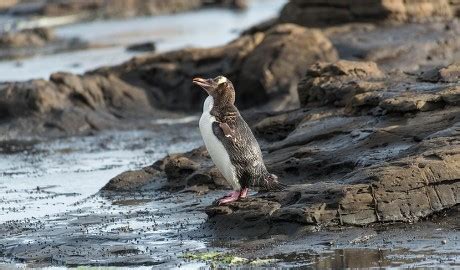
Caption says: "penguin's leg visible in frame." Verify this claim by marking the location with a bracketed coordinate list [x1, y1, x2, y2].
[218, 191, 240, 205]
[239, 188, 248, 198]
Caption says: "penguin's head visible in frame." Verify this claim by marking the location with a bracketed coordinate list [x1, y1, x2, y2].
[193, 75, 235, 105]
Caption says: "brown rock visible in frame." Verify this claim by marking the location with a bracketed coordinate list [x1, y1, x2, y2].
[106, 23, 337, 111]
[6, 0, 246, 17]
[102, 167, 161, 192]
[298, 60, 385, 107]
[203, 62, 460, 227]
[0, 27, 55, 48]
[419, 63, 460, 83]
[279, 0, 454, 27]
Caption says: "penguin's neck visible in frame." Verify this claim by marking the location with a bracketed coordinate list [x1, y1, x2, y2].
[203, 96, 214, 114]
[204, 95, 236, 120]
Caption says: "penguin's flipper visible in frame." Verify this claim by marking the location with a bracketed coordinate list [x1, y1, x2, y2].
[212, 121, 236, 144]
[219, 122, 235, 139]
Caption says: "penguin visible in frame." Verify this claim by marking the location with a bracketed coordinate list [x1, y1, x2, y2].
[192, 75, 284, 205]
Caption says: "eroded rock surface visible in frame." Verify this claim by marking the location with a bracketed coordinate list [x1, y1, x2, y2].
[106, 60, 460, 227]
[279, 0, 455, 27]
[207, 60, 460, 226]
[0, 24, 337, 140]
[4, 0, 247, 18]
[102, 23, 337, 111]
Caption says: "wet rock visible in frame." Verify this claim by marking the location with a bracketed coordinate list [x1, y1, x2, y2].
[126, 42, 156, 52]
[102, 147, 229, 192]
[419, 63, 460, 83]
[0, 23, 338, 140]
[0, 27, 88, 60]
[203, 61, 460, 227]
[5, 0, 247, 18]
[279, 0, 454, 27]
[102, 167, 162, 192]
[204, 0, 247, 10]
[0, 72, 152, 139]
[328, 20, 460, 73]
[237, 24, 338, 108]
[104, 23, 337, 111]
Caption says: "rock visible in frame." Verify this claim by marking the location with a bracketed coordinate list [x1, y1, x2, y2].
[0, 27, 88, 60]
[328, 20, 460, 73]
[237, 24, 338, 107]
[102, 59, 460, 228]
[5, 0, 247, 18]
[0, 72, 152, 140]
[297, 60, 460, 114]
[0, 0, 17, 11]
[0, 27, 55, 48]
[279, 0, 454, 27]
[204, 0, 247, 10]
[0, 23, 337, 140]
[102, 23, 337, 111]
[126, 42, 156, 52]
[298, 60, 385, 107]
[450, 0, 460, 16]
[102, 147, 229, 192]
[102, 167, 162, 192]
[182, 61, 459, 227]
[419, 63, 460, 83]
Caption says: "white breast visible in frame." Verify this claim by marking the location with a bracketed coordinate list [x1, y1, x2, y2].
[199, 96, 240, 190]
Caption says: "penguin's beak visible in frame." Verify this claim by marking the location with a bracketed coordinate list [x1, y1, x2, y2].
[192, 77, 214, 93]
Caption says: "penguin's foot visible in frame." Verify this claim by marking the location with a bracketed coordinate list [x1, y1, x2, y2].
[218, 191, 241, 205]
[239, 188, 248, 198]
[218, 189, 249, 205]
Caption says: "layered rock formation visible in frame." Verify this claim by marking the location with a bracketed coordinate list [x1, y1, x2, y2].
[0, 24, 337, 140]
[4, 0, 247, 18]
[279, 0, 456, 27]
[104, 60, 459, 227]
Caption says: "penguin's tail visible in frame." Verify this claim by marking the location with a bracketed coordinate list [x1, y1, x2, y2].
[262, 173, 287, 191]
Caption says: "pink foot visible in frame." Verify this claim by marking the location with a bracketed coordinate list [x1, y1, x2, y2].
[218, 191, 240, 205]
[239, 188, 248, 198]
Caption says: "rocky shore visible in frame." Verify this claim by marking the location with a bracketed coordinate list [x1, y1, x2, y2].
[2, 0, 247, 18]
[0, 23, 337, 140]
[100, 1, 459, 229]
[0, 0, 459, 266]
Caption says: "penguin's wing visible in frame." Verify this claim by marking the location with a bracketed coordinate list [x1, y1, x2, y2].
[212, 121, 237, 144]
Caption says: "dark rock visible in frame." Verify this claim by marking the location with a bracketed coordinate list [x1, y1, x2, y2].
[103, 23, 337, 111]
[102, 59, 460, 228]
[0, 72, 152, 140]
[0, 23, 337, 140]
[102, 147, 229, 192]
[126, 42, 156, 52]
[102, 167, 162, 192]
[202, 61, 460, 226]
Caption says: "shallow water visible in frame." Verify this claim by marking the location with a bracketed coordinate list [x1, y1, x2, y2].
[0, 122, 202, 223]
[0, 0, 286, 81]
